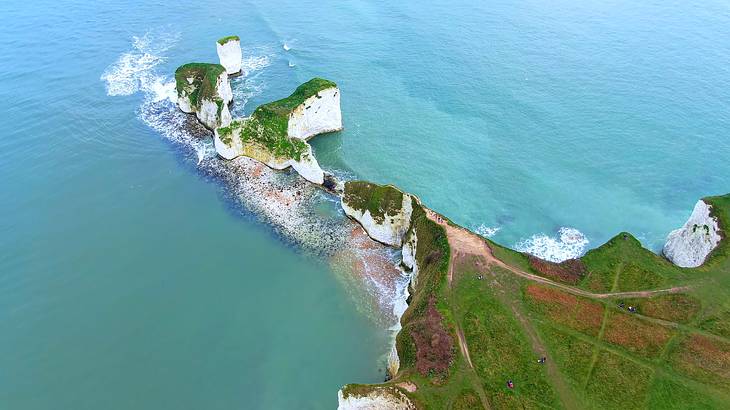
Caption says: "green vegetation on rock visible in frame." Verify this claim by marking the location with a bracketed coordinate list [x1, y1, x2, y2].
[217, 35, 240, 45]
[343, 181, 405, 223]
[216, 78, 336, 161]
[174, 63, 225, 110]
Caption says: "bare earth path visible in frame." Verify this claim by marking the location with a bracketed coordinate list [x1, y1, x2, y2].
[423, 208, 691, 409]
[425, 209, 689, 300]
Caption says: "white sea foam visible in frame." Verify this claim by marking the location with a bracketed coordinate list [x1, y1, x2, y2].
[241, 55, 271, 77]
[474, 224, 501, 238]
[514, 227, 589, 262]
[101, 30, 179, 96]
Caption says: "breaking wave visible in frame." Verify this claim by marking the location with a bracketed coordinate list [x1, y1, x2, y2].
[514, 227, 589, 262]
[474, 224, 501, 238]
[100, 29, 179, 97]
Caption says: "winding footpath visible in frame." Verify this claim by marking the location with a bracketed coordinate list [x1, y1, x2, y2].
[425, 209, 689, 299]
[424, 208, 691, 410]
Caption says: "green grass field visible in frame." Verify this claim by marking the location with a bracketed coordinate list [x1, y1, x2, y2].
[341, 194, 730, 409]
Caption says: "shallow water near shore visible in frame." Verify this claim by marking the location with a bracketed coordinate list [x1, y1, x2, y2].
[2, 0, 730, 408]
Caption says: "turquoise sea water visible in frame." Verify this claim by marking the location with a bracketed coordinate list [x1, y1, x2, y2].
[2, 0, 729, 408]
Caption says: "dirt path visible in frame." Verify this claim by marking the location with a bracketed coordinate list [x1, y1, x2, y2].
[450, 252, 476, 369]
[431, 209, 580, 409]
[425, 209, 689, 300]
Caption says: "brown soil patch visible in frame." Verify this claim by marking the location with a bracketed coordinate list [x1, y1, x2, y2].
[410, 296, 454, 376]
[526, 284, 604, 336]
[529, 256, 586, 285]
[603, 312, 673, 358]
[396, 381, 417, 393]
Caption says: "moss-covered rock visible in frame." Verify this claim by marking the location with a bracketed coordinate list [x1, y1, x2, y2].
[214, 118, 324, 184]
[175, 63, 232, 129]
[213, 78, 342, 184]
[341, 181, 414, 246]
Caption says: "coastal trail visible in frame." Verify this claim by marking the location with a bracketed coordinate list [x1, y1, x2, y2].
[424, 208, 689, 300]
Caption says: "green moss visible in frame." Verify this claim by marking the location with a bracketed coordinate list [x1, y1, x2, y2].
[174, 63, 225, 110]
[342, 181, 405, 223]
[222, 77, 336, 161]
[702, 193, 730, 269]
[240, 105, 308, 161]
[217, 35, 240, 45]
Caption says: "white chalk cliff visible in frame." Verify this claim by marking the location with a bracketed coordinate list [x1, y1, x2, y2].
[342, 193, 413, 247]
[337, 388, 415, 410]
[402, 227, 419, 286]
[216, 38, 242, 75]
[287, 87, 343, 140]
[177, 70, 232, 130]
[663, 200, 722, 268]
[214, 121, 325, 185]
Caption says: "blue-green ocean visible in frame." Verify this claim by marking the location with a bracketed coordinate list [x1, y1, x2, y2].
[1, 0, 729, 408]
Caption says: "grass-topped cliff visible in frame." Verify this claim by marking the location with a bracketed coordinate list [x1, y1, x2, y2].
[343, 181, 405, 223]
[216, 78, 337, 162]
[342, 192, 730, 409]
[175, 63, 226, 110]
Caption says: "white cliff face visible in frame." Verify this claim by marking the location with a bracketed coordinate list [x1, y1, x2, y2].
[663, 200, 722, 268]
[337, 388, 415, 410]
[178, 71, 232, 130]
[402, 227, 419, 287]
[342, 194, 413, 247]
[288, 87, 343, 140]
[213, 121, 325, 185]
[216, 39, 242, 75]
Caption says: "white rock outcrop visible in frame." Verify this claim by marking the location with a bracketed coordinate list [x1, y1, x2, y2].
[216, 37, 242, 75]
[337, 388, 415, 410]
[663, 200, 722, 268]
[401, 228, 419, 287]
[177, 69, 232, 130]
[342, 192, 413, 247]
[287, 87, 343, 140]
[214, 122, 325, 185]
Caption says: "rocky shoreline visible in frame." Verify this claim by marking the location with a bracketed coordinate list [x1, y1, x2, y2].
[169, 36, 726, 410]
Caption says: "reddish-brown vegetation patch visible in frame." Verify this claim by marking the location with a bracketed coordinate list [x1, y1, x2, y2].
[603, 312, 673, 358]
[670, 334, 730, 387]
[525, 284, 604, 336]
[528, 256, 586, 285]
[632, 294, 701, 324]
[409, 296, 454, 376]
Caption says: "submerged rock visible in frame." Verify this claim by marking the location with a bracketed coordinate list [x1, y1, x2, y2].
[216, 36, 242, 75]
[175, 63, 232, 130]
[341, 181, 414, 247]
[663, 199, 722, 267]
